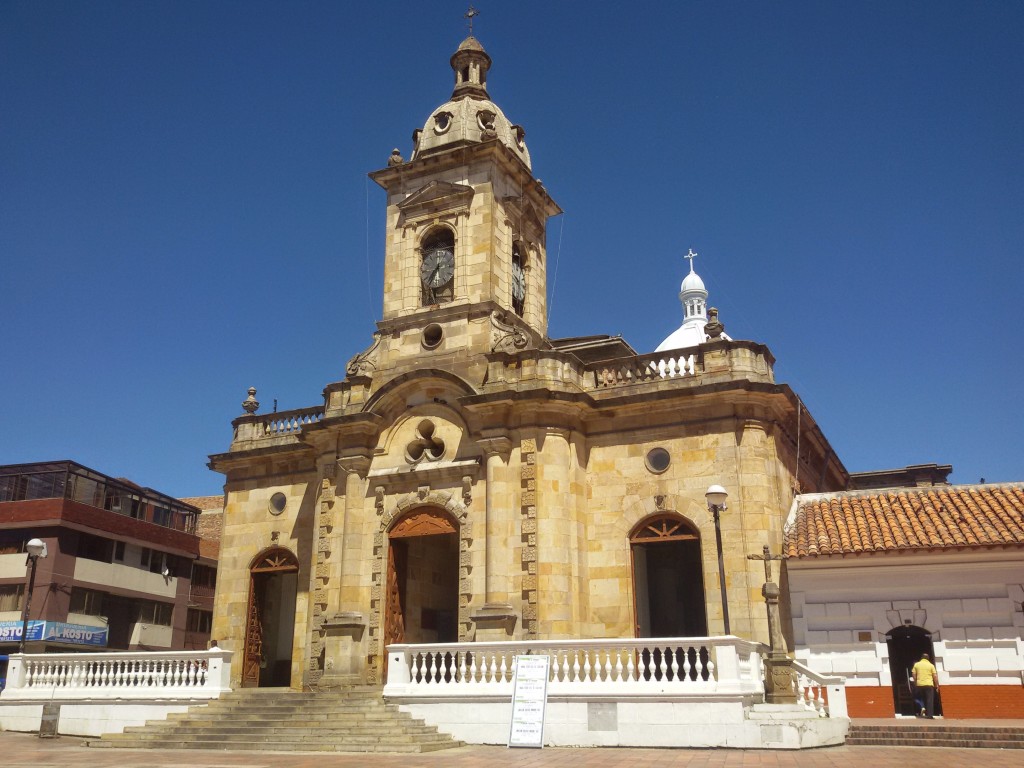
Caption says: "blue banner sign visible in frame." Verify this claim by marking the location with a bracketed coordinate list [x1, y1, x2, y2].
[0, 620, 108, 647]
[0, 620, 44, 643]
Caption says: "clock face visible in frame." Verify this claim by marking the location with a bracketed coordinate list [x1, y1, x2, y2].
[511, 260, 526, 302]
[421, 247, 454, 288]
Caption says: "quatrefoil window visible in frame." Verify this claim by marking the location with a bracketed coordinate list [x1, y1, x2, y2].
[405, 420, 445, 463]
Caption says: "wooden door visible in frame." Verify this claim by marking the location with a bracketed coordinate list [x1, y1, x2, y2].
[242, 575, 263, 687]
[384, 539, 407, 648]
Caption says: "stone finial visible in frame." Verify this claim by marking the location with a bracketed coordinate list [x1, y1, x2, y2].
[242, 387, 260, 414]
[387, 148, 404, 166]
[705, 307, 725, 339]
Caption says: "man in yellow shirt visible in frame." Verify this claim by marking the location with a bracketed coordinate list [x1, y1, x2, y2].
[911, 653, 939, 718]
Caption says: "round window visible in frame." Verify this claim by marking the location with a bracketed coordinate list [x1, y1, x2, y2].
[433, 112, 452, 134]
[422, 323, 443, 349]
[645, 447, 671, 474]
[269, 492, 287, 516]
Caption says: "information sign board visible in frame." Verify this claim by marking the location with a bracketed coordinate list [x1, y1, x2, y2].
[508, 654, 550, 749]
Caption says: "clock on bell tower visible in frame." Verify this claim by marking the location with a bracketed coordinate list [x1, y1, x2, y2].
[368, 34, 561, 359]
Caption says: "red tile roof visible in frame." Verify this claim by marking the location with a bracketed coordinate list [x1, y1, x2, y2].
[785, 484, 1024, 558]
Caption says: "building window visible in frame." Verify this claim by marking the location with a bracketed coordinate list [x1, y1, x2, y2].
[76, 532, 114, 563]
[0, 584, 24, 612]
[645, 447, 671, 474]
[151, 506, 172, 527]
[191, 563, 217, 589]
[113, 541, 125, 562]
[186, 609, 212, 633]
[142, 549, 170, 575]
[138, 600, 173, 626]
[69, 588, 105, 616]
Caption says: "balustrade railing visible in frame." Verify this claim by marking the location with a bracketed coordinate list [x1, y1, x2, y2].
[0, 649, 232, 700]
[589, 351, 700, 389]
[233, 405, 325, 444]
[384, 636, 765, 698]
[791, 660, 847, 718]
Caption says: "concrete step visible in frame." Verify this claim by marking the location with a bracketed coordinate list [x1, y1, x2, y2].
[847, 723, 1024, 749]
[103, 730, 456, 744]
[86, 687, 463, 753]
[119, 723, 442, 737]
[87, 738, 461, 753]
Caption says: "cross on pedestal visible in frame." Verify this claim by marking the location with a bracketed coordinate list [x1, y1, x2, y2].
[747, 544, 797, 703]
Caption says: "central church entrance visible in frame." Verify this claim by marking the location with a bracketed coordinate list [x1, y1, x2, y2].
[384, 509, 460, 649]
[630, 514, 708, 637]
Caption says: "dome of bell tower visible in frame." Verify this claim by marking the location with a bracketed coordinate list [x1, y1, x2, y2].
[411, 36, 532, 170]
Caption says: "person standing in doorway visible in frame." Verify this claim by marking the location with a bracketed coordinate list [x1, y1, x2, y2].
[912, 653, 939, 718]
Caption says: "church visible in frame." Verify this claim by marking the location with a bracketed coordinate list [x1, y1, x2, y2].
[208, 33, 848, 691]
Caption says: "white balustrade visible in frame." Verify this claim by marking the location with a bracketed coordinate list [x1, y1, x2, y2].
[384, 636, 766, 699]
[791, 660, 847, 718]
[591, 351, 700, 389]
[0, 649, 232, 701]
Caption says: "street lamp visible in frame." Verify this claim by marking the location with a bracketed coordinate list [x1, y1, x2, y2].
[705, 485, 730, 636]
[18, 538, 48, 654]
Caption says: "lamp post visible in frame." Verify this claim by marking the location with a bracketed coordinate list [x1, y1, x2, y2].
[18, 538, 47, 654]
[705, 485, 730, 636]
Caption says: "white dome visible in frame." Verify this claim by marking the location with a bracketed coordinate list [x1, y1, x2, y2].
[655, 249, 729, 352]
[680, 270, 706, 292]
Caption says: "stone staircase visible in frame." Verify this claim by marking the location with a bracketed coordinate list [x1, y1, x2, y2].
[847, 720, 1024, 749]
[85, 687, 464, 753]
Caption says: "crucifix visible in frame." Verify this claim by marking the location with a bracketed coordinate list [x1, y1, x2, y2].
[747, 544, 797, 703]
[746, 545, 787, 652]
[684, 248, 698, 273]
[464, 5, 479, 35]
[747, 544, 784, 585]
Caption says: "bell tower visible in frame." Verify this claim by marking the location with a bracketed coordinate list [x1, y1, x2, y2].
[369, 35, 561, 355]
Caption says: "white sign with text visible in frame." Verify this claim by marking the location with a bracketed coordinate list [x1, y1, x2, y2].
[507, 654, 550, 748]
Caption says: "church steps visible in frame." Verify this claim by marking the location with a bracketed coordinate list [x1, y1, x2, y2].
[85, 689, 463, 753]
[846, 722, 1024, 749]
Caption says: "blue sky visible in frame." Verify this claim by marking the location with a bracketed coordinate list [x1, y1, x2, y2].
[2, 1, 1021, 497]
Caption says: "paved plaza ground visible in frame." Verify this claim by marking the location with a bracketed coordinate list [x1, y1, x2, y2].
[1, 731, 1023, 768]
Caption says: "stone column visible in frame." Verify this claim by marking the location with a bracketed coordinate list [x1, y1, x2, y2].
[320, 456, 369, 685]
[536, 426, 577, 638]
[762, 580, 799, 704]
[471, 437, 516, 639]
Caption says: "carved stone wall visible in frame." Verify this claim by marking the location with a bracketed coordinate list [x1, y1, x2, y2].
[520, 437, 538, 638]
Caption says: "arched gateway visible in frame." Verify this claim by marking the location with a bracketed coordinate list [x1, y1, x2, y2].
[630, 514, 708, 637]
[384, 508, 460, 649]
[242, 547, 298, 688]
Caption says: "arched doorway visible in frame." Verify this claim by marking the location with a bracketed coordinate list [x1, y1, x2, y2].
[887, 625, 941, 717]
[630, 514, 708, 637]
[384, 509, 460, 652]
[242, 547, 298, 688]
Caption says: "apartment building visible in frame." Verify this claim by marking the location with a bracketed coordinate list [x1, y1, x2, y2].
[0, 461, 217, 659]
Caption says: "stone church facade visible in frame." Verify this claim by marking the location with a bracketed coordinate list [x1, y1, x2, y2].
[209, 35, 847, 690]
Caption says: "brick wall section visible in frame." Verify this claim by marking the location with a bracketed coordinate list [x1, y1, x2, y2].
[847, 685, 1024, 719]
[1, 498, 199, 554]
[847, 686, 896, 718]
[940, 686, 1024, 719]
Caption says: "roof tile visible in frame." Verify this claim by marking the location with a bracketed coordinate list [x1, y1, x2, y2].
[786, 483, 1024, 559]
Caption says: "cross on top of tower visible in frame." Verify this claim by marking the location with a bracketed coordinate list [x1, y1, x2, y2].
[464, 5, 479, 35]
[684, 248, 698, 274]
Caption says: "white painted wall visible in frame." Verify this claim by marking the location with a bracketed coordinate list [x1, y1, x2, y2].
[788, 551, 1024, 687]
